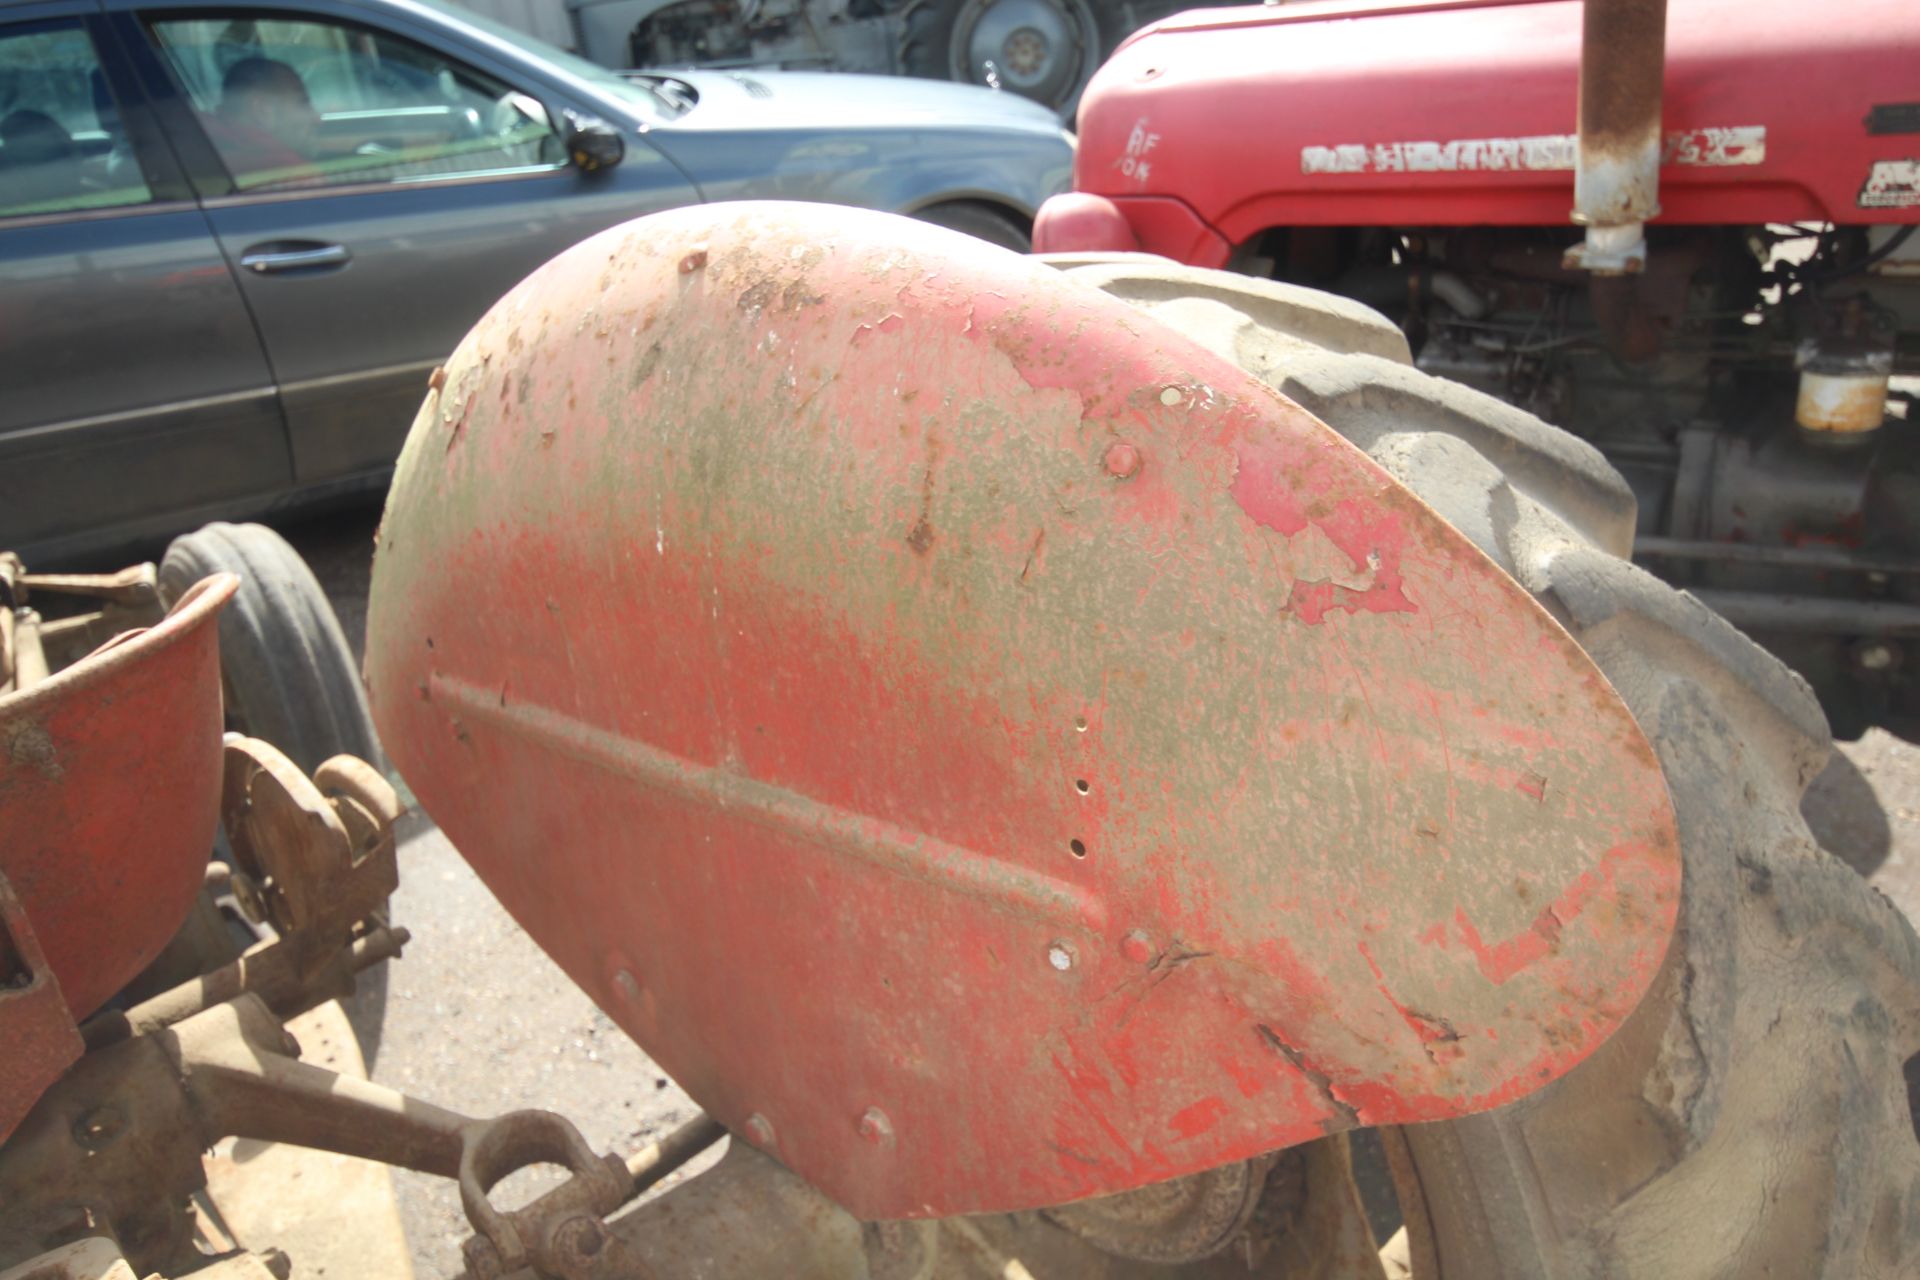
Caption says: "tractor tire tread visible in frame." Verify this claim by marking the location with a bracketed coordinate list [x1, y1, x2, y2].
[1079, 264, 1920, 1280]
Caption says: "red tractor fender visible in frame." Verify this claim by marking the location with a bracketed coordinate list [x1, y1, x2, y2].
[365, 203, 1680, 1219]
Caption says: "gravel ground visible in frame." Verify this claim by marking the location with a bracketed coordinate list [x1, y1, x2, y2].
[279, 501, 1920, 1276]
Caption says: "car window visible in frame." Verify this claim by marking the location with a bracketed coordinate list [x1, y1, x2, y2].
[147, 14, 563, 194]
[0, 22, 155, 218]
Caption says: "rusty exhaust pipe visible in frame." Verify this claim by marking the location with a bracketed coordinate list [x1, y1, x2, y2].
[1564, 0, 1667, 274]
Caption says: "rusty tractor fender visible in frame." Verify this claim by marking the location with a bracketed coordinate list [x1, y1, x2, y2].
[364, 202, 1680, 1220]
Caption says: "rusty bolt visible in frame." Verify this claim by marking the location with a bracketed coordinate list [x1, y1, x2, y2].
[744, 1112, 776, 1148]
[71, 1105, 125, 1152]
[1103, 441, 1142, 480]
[857, 1106, 895, 1147]
[1120, 930, 1155, 964]
[678, 247, 709, 274]
[551, 1215, 609, 1268]
[229, 869, 269, 924]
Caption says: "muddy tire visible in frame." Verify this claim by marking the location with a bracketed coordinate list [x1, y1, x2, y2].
[160, 522, 381, 776]
[1048, 258, 1920, 1278]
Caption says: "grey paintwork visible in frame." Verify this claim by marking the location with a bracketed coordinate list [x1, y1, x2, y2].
[0, 0, 1072, 562]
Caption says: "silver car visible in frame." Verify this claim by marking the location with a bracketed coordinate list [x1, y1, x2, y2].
[0, 0, 1071, 561]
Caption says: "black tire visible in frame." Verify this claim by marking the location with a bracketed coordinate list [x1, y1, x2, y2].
[915, 201, 1033, 253]
[898, 0, 1101, 113]
[160, 521, 389, 1064]
[898, 0, 958, 77]
[159, 521, 381, 777]
[1047, 258, 1920, 1278]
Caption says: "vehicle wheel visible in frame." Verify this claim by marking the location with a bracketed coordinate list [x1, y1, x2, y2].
[160, 521, 390, 1062]
[898, 0, 1102, 113]
[159, 521, 381, 777]
[1046, 258, 1920, 1277]
[915, 201, 1033, 252]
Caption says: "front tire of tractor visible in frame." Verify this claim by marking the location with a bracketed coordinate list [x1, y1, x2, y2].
[159, 521, 389, 1062]
[159, 521, 382, 777]
[1047, 258, 1920, 1279]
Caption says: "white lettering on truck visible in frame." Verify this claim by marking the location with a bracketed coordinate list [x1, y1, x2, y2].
[1302, 126, 1766, 175]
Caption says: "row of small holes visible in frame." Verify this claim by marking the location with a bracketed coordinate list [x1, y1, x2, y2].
[1073, 717, 1090, 856]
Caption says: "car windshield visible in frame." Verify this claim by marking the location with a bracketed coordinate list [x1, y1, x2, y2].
[410, 0, 680, 118]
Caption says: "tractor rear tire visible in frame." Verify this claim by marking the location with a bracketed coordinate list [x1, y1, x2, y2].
[1049, 258, 1920, 1279]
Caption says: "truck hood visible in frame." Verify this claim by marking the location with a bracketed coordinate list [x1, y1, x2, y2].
[629, 69, 1068, 135]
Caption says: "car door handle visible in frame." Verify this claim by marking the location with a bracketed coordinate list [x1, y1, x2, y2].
[240, 243, 352, 274]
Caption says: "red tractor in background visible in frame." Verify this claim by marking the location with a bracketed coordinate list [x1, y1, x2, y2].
[1037, 0, 1920, 738]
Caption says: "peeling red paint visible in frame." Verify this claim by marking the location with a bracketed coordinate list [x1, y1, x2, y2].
[853, 312, 905, 344]
[1228, 442, 1313, 537]
[1285, 499, 1419, 625]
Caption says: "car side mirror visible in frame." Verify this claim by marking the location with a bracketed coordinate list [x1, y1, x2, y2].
[563, 111, 624, 173]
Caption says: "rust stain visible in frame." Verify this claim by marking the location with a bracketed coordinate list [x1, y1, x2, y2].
[907, 433, 941, 556]
[1576, 0, 1667, 156]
